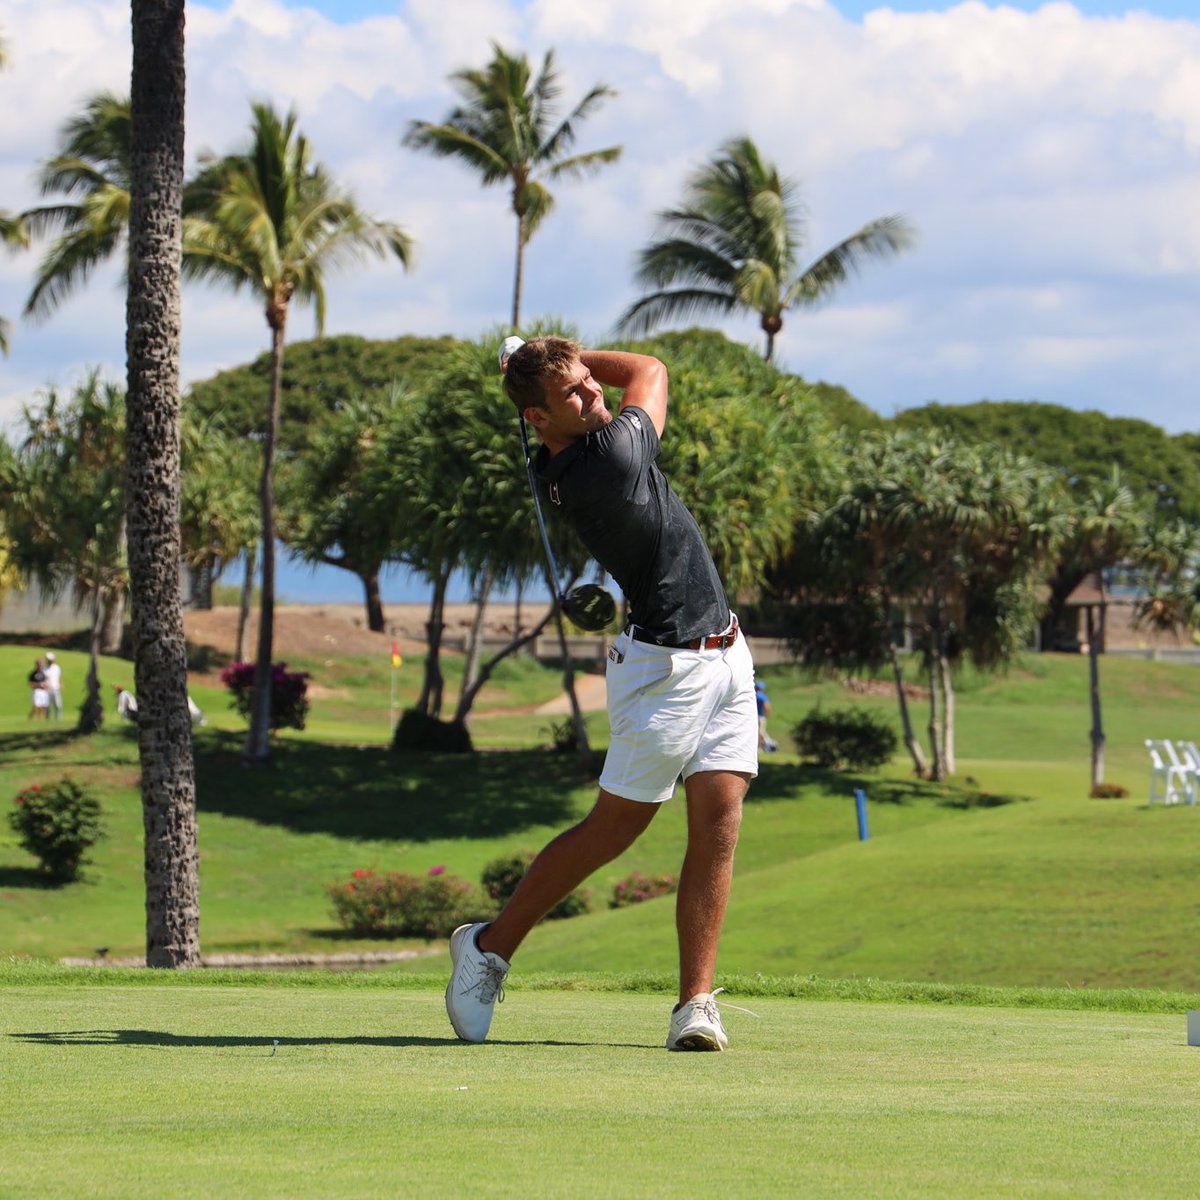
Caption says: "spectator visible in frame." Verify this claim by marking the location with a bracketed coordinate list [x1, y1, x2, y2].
[113, 684, 138, 722]
[28, 658, 49, 721]
[755, 679, 778, 753]
[43, 652, 63, 720]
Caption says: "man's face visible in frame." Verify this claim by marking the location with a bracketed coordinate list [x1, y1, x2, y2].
[534, 358, 610, 440]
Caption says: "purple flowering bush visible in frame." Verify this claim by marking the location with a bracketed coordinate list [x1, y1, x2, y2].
[609, 869, 678, 909]
[328, 866, 493, 938]
[220, 661, 310, 731]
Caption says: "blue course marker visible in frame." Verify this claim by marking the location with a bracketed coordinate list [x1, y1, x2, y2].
[854, 788, 869, 841]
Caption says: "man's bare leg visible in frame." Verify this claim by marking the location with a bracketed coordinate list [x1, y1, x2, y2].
[479, 789, 659, 962]
[676, 769, 750, 1003]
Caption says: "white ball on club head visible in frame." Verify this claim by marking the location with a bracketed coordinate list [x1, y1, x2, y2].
[499, 335, 525, 371]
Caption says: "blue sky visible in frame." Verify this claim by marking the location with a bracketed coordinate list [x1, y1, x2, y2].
[2, 0, 1198, 604]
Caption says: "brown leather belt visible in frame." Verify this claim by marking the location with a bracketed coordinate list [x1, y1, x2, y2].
[629, 616, 739, 651]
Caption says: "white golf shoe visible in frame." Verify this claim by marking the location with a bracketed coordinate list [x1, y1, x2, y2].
[445, 922, 510, 1043]
[666, 988, 729, 1051]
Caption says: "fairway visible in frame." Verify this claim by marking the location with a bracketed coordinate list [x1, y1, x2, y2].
[2, 970, 1200, 1198]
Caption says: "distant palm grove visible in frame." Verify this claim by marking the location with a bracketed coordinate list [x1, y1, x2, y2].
[1, 24, 1198, 966]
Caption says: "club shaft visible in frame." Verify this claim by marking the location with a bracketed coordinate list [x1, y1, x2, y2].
[520, 415, 565, 600]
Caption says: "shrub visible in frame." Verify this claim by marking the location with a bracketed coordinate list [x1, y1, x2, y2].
[792, 706, 898, 771]
[609, 869, 678, 909]
[1090, 782, 1130, 799]
[391, 708, 474, 753]
[220, 661, 310, 731]
[327, 866, 494, 938]
[8, 778, 106, 882]
[481, 849, 590, 920]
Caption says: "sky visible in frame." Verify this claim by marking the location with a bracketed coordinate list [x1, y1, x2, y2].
[2, 0, 1199, 603]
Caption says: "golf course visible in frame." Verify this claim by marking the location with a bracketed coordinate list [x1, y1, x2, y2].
[3, 626, 1200, 1196]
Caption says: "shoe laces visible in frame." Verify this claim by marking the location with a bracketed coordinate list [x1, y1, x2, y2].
[705, 987, 759, 1021]
[471, 959, 507, 1007]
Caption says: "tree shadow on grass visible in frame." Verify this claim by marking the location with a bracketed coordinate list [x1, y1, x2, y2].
[751, 761, 1028, 810]
[0, 866, 59, 889]
[194, 734, 587, 842]
[0, 729, 84, 754]
[10, 1028, 653, 1050]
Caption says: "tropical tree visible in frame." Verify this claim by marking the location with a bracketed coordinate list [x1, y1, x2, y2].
[279, 389, 413, 633]
[1134, 518, 1200, 643]
[618, 137, 915, 363]
[125, 0, 199, 968]
[0, 212, 27, 355]
[1057, 471, 1145, 790]
[0, 36, 27, 354]
[404, 43, 621, 328]
[1, 374, 127, 732]
[769, 430, 1065, 779]
[183, 101, 413, 763]
[19, 92, 132, 319]
[179, 410, 259, 613]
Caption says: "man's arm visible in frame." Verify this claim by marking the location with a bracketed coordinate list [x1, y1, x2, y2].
[579, 350, 668, 437]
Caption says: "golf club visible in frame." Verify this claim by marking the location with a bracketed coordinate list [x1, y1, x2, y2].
[503, 336, 617, 634]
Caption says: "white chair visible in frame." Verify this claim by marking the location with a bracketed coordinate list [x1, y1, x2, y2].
[1146, 739, 1190, 805]
[1175, 741, 1200, 805]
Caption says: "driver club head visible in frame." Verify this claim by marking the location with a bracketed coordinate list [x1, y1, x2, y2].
[560, 583, 618, 633]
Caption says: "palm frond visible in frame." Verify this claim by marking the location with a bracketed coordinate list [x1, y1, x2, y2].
[24, 222, 125, 319]
[787, 214, 916, 307]
[616, 287, 740, 338]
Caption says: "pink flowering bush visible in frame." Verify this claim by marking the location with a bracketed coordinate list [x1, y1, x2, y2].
[327, 866, 493, 938]
[220, 661, 310, 731]
[609, 869, 678, 909]
[9, 778, 105, 882]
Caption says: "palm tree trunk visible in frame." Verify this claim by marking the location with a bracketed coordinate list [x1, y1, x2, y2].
[78, 583, 105, 734]
[126, 0, 199, 968]
[1087, 603, 1106, 788]
[244, 315, 287, 763]
[235, 541, 256, 663]
[889, 645, 929, 777]
[511, 213, 525, 329]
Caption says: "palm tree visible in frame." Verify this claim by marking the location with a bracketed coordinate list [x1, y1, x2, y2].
[619, 136, 915, 362]
[404, 43, 621, 328]
[0, 212, 27, 355]
[0, 37, 27, 354]
[125, 0, 199, 968]
[20, 92, 132, 319]
[184, 101, 413, 763]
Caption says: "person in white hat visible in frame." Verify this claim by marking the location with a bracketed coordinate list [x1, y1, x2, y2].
[43, 652, 63, 721]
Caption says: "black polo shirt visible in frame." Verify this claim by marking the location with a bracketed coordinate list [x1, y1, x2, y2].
[534, 405, 730, 645]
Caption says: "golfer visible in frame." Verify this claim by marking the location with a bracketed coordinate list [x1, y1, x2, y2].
[445, 337, 758, 1051]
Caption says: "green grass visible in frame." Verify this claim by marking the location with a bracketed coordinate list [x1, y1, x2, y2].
[4, 643, 1200, 991]
[3, 967, 1200, 1198]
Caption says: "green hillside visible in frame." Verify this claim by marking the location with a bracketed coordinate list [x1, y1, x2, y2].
[2, 643, 1199, 991]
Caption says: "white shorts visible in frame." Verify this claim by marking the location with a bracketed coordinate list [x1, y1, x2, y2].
[599, 621, 759, 804]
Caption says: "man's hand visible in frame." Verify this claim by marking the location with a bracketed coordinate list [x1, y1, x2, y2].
[499, 335, 525, 374]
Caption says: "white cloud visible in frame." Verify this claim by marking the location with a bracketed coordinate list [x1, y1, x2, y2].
[1, 0, 1199, 442]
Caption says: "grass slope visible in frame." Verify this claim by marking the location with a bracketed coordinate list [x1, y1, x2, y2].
[3, 644, 1200, 992]
[2, 968, 1199, 1198]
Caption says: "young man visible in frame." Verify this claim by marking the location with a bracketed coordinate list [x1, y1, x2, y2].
[445, 336, 758, 1051]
